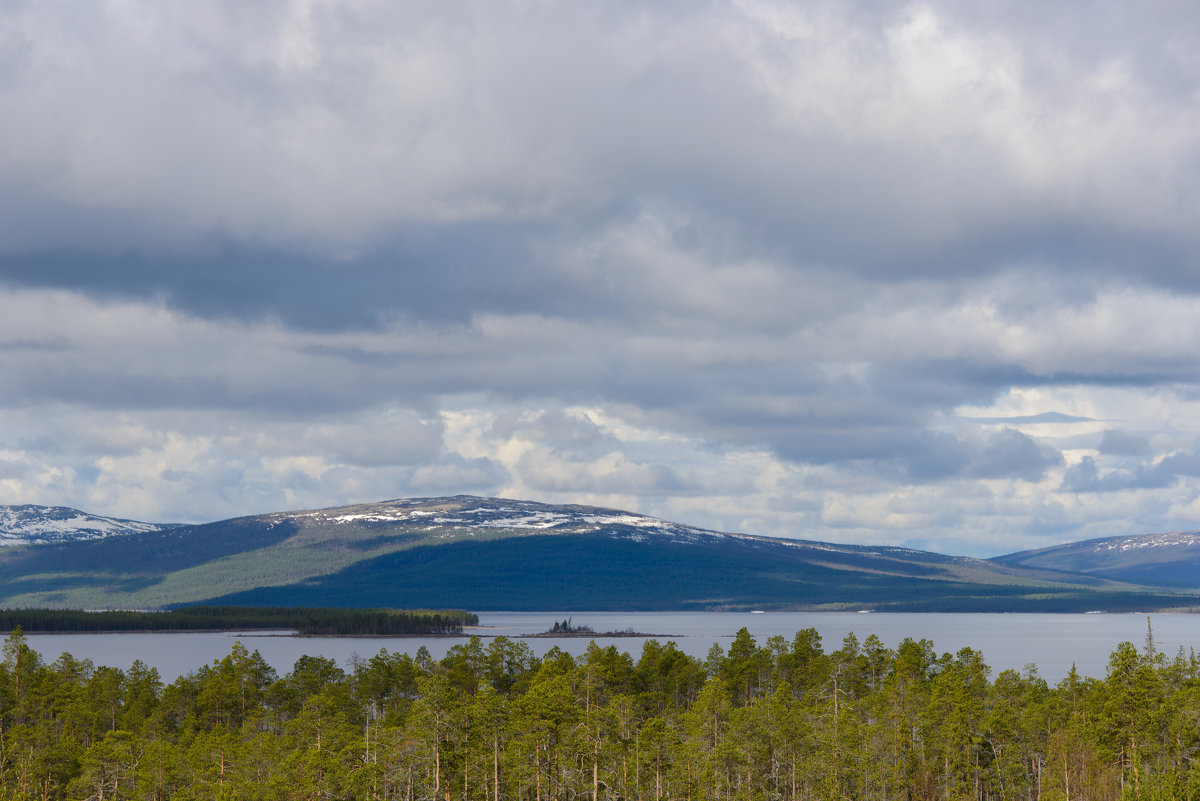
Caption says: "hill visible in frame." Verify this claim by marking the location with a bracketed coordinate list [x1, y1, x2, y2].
[0, 495, 1195, 611]
[0, 504, 173, 546]
[993, 531, 1200, 588]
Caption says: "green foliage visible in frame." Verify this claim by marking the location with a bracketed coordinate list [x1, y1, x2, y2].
[0, 628, 1198, 799]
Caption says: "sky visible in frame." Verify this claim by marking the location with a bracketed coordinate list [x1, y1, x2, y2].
[2, 1, 1200, 556]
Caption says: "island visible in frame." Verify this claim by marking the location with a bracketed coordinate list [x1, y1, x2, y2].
[521, 617, 675, 638]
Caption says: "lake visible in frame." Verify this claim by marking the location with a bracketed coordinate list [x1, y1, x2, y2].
[21, 611, 1200, 683]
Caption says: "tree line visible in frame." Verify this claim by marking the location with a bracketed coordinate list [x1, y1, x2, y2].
[0, 623, 1195, 800]
[0, 607, 477, 636]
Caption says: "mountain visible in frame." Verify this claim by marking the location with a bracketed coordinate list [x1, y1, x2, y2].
[0, 495, 1194, 612]
[0, 504, 173, 546]
[994, 531, 1200, 588]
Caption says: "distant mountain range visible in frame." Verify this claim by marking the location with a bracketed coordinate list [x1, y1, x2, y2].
[995, 531, 1200, 589]
[0, 496, 1196, 612]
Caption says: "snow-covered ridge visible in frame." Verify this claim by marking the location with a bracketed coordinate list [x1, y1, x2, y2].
[286, 496, 957, 555]
[0, 505, 169, 546]
[290, 497, 734, 543]
[1094, 532, 1200, 552]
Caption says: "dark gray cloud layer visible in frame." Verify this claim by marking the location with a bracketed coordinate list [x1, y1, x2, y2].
[2, 1, 1200, 554]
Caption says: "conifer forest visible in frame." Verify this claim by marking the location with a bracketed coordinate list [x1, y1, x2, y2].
[0, 625, 1194, 800]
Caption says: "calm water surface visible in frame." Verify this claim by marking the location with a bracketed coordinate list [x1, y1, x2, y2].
[22, 612, 1200, 683]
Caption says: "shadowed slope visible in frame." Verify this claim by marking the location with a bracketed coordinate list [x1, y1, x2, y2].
[0, 495, 1193, 611]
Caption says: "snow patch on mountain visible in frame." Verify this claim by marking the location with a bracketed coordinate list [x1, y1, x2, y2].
[282, 496, 972, 561]
[0, 505, 170, 546]
[1094, 532, 1200, 552]
[290, 496, 741, 543]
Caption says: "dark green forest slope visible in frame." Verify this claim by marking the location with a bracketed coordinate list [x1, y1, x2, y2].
[0, 625, 1194, 800]
[0, 496, 1194, 612]
[206, 532, 1191, 612]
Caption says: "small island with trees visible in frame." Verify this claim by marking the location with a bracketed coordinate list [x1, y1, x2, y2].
[523, 617, 673, 637]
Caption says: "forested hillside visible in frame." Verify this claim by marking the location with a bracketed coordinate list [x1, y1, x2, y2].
[0, 625, 1194, 800]
[2, 496, 1194, 611]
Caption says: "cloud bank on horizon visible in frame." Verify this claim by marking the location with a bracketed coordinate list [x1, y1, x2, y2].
[2, 0, 1199, 555]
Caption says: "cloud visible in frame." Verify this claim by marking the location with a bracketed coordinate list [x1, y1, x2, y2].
[2, 2, 1200, 554]
[903, 428, 1063, 483]
[1097, 428, 1152, 457]
[1063, 449, 1200, 495]
[291, 413, 445, 468]
[409, 454, 510, 495]
[0, 2, 1195, 281]
[490, 410, 620, 458]
[964, 412, 1094, 425]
